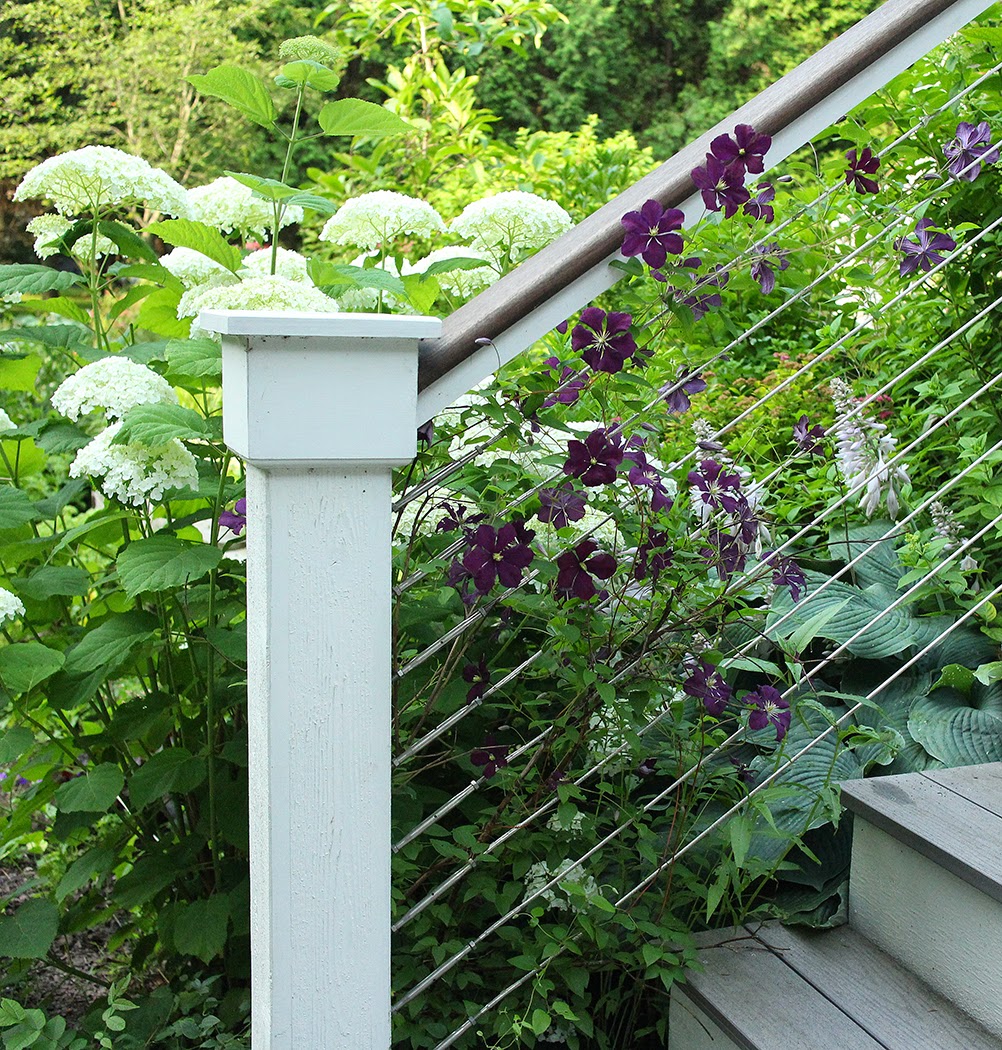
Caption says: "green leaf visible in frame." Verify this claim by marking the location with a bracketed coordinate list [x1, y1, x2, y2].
[278, 60, 341, 91]
[0, 326, 90, 352]
[0, 1000, 26, 1025]
[729, 813, 752, 868]
[129, 748, 207, 810]
[145, 220, 241, 273]
[135, 287, 189, 338]
[0, 643, 64, 694]
[908, 692, 1002, 765]
[18, 294, 90, 325]
[15, 567, 90, 601]
[113, 403, 214, 447]
[932, 663, 975, 694]
[827, 523, 904, 591]
[171, 895, 230, 963]
[54, 764, 124, 813]
[224, 171, 300, 202]
[278, 192, 337, 215]
[317, 99, 414, 138]
[0, 265, 82, 298]
[55, 846, 118, 903]
[97, 220, 157, 263]
[0, 353, 43, 391]
[165, 339, 222, 380]
[420, 256, 491, 277]
[401, 273, 440, 315]
[530, 1009, 551, 1036]
[186, 66, 277, 128]
[35, 423, 91, 455]
[63, 611, 158, 676]
[0, 900, 58, 959]
[116, 536, 222, 598]
[0, 727, 33, 764]
[0, 487, 40, 529]
[973, 661, 1002, 686]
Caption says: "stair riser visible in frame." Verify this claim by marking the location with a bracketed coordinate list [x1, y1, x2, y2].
[850, 818, 1002, 1037]
[668, 992, 748, 1050]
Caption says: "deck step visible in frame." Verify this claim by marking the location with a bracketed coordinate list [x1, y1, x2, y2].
[668, 922, 1002, 1049]
[840, 763, 1002, 1035]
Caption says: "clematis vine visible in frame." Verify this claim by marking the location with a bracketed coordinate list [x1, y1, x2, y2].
[660, 369, 707, 414]
[749, 243, 789, 294]
[709, 124, 771, 175]
[471, 735, 510, 778]
[458, 520, 536, 596]
[743, 181, 775, 223]
[690, 154, 751, 217]
[682, 657, 732, 716]
[792, 415, 826, 457]
[463, 658, 492, 703]
[537, 484, 587, 529]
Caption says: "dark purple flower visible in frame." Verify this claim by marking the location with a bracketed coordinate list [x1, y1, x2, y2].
[471, 735, 510, 778]
[750, 243, 789, 294]
[436, 501, 487, 534]
[746, 684, 791, 741]
[844, 147, 880, 194]
[743, 181, 775, 223]
[572, 307, 637, 375]
[690, 154, 751, 217]
[944, 121, 999, 182]
[894, 218, 956, 276]
[792, 415, 826, 457]
[701, 527, 746, 580]
[417, 419, 435, 446]
[620, 199, 685, 268]
[563, 427, 625, 487]
[537, 484, 587, 529]
[660, 369, 707, 414]
[689, 459, 743, 514]
[555, 319, 569, 335]
[625, 448, 674, 514]
[219, 497, 247, 535]
[463, 658, 491, 703]
[541, 358, 588, 408]
[730, 757, 757, 785]
[764, 551, 806, 603]
[633, 529, 673, 585]
[637, 757, 658, 777]
[682, 657, 732, 716]
[710, 124, 771, 176]
[461, 520, 535, 595]
[555, 539, 617, 600]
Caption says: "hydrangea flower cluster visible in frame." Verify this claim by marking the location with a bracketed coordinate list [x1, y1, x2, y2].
[0, 409, 16, 434]
[0, 587, 26, 626]
[279, 34, 340, 66]
[14, 145, 190, 218]
[27, 214, 117, 260]
[320, 191, 445, 251]
[52, 356, 178, 421]
[239, 247, 311, 283]
[523, 858, 603, 913]
[188, 177, 303, 238]
[161, 246, 234, 287]
[450, 191, 572, 257]
[179, 275, 340, 337]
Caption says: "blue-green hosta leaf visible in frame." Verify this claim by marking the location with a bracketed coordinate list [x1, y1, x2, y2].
[0, 899, 58, 959]
[0, 264, 83, 297]
[908, 689, 1002, 765]
[129, 747, 207, 810]
[145, 219, 241, 273]
[827, 522, 905, 591]
[113, 403, 216, 447]
[116, 536, 222, 598]
[0, 643, 64, 694]
[63, 610, 158, 675]
[165, 338, 222, 380]
[0, 487, 39, 529]
[0, 726, 34, 764]
[318, 99, 414, 138]
[171, 895, 230, 963]
[54, 763, 124, 813]
[186, 66, 277, 128]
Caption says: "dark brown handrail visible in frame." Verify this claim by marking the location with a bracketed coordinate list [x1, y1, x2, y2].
[417, 0, 965, 392]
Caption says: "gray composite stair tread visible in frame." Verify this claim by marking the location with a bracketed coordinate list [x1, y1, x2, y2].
[754, 922, 1002, 1049]
[840, 764, 1002, 902]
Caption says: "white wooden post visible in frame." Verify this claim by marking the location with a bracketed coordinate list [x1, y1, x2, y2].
[198, 310, 443, 1049]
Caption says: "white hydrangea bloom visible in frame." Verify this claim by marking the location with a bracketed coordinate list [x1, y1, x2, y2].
[0, 587, 26, 626]
[14, 146, 190, 218]
[160, 246, 234, 287]
[450, 191, 572, 256]
[0, 409, 16, 433]
[523, 858, 603, 913]
[178, 274, 340, 338]
[239, 246, 311, 283]
[319, 191, 445, 250]
[27, 214, 117, 260]
[1, 293, 21, 305]
[415, 245, 497, 298]
[52, 357, 177, 422]
[70, 422, 198, 506]
[187, 177, 303, 238]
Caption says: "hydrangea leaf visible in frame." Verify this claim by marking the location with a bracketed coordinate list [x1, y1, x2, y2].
[279, 192, 336, 215]
[420, 256, 493, 277]
[0, 264, 83, 297]
[0, 326, 90, 352]
[35, 424, 91, 455]
[0, 726, 34, 764]
[54, 763, 125, 813]
[63, 611, 159, 675]
[129, 747, 207, 810]
[224, 171, 298, 201]
[113, 403, 214, 447]
[14, 566, 91, 600]
[0, 487, 39, 529]
[145, 219, 242, 274]
[0, 642, 65, 694]
[317, 99, 413, 138]
[171, 895, 230, 963]
[165, 339, 222, 381]
[55, 846, 118, 903]
[186, 66, 277, 128]
[277, 60, 341, 92]
[97, 220, 158, 263]
[116, 536, 222, 598]
[0, 353, 42, 393]
[402, 273, 440, 314]
[0, 899, 58, 959]
[135, 287, 190, 338]
[17, 294, 90, 325]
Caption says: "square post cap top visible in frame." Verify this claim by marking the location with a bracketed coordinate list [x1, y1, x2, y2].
[198, 309, 443, 340]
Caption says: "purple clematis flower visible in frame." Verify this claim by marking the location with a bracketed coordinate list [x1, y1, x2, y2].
[471, 735, 510, 778]
[633, 529, 673, 585]
[219, 497, 247, 535]
[436, 501, 487, 535]
[625, 448, 674, 513]
[563, 427, 625, 487]
[689, 459, 743, 514]
[710, 124, 771, 176]
[461, 520, 535, 595]
[701, 527, 747, 580]
[682, 657, 732, 716]
[463, 658, 492, 703]
[743, 181, 775, 223]
[746, 684, 791, 741]
[844, 147, 880, 194]
[750, 243, 789, 294]
[944, 121, 1000, 182]
[690, 154, 751, 217]
[417, 419, 435, 446]
[894, 218, 956, 276]
[537, 484, 587, 529]
[541, 357, 588, 408]
[555, 539, 617, 600]
[620, 199, 685, 268]
[660, 369, 707, 414]
[792, 415, 826, 457]
[572, 307, 637, 374]
[765, 552, 806, 603]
